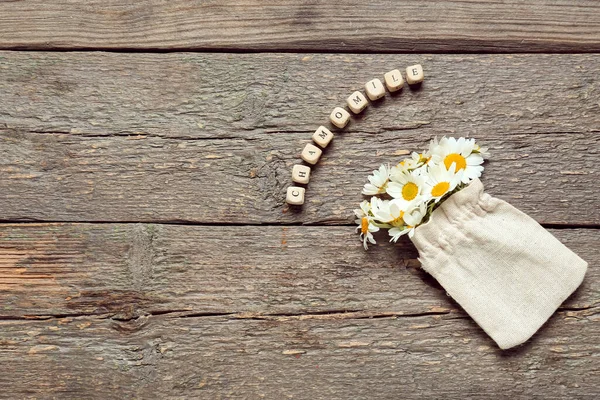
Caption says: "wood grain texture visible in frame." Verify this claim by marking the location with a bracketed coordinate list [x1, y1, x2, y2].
[0, 223, 597, 319]
[1, 1, 600, 52]
[0, 19, 599, 397]
[0, 309, 598, 399]
[1, 52, 599, 224]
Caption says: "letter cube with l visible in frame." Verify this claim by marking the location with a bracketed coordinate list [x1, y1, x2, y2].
[384, 69, 404, 92]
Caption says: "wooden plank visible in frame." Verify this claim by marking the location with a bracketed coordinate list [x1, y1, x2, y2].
[0, 308, 598, 399]
[1, 52, 599, 224]
[0, 1, 600, 52]
[0, 223, 596, 319]
[1, 129, 598, 225]
[2, 52, 599, 138]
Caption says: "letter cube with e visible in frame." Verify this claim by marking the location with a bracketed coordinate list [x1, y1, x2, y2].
[312, 126, 333, 148]
[292, 164, 311, 184]
[365, 78, 385, 101]
[301, 143, 322, 165]
[384, 69, 404, 92]
[346, 91, 368, 114]
[286, 186, 305, 205]
[330, 107, 351, 128]
[406, 64, 424, 85]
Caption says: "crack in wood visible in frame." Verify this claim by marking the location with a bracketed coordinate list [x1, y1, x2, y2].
[2, 305, 597, 323]
[4, 126, 599, 139]
[0, 220, 598, 229]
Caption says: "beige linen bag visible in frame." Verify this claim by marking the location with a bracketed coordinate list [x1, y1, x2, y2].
[411, 178, 588, 349]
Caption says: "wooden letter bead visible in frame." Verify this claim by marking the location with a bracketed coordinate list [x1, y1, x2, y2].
[286, 186, 305, 205]
[365, 78, 386, 101]
[384, 69, 404, 92]
[312, 126, 333, 148]
[346, 91, 368, 114]
[292, 164, 311, 184]
[330, 107, 351, 128]
[300, 143, 322, 165]
[406, 64, 424, 85]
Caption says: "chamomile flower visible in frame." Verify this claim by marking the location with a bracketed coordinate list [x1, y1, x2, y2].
[354, 199, 380, 250]
[387, 169, 428, 205]
[473, 143, 490, 159]
[429, 137, 484, 183]
[391, 152, 427, 173]
[389, 201, 427, 241]
[424, 163, 463, 202]
[372, 198, 405, 228]
[353, 200, 371, 220]
[362, 164, 391, 195]
[369, 197, 389, 218]
[424, 137, 439, 163]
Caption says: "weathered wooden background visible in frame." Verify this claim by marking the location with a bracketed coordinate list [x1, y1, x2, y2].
[0, 1, 599, 399]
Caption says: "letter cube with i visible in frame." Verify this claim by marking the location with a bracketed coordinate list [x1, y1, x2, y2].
[346, 91, 368, 114]
[301, 143, 322, 165]
[292, 164, 311, 184]
[286, 186, 305, 205]
[330, 107, 351, 128]
[365, 78, 385, 101]
[406, 64, 424, 85]
[384, 69, 404, 92]
[312, 126, 333, 148]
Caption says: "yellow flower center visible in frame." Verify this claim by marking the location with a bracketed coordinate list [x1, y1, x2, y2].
[361, 217, 369, 235]
[401, 182, 419, 201]
[392, 211, 405, 226]
[444, 153, 467, 171]
[431, 181, 450, 197]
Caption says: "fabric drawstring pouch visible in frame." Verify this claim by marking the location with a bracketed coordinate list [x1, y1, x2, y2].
[356, 136, 588, 349]
[411, 178, 588, 349]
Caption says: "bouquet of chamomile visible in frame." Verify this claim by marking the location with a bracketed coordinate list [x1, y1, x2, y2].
[355, 136, 488, 249]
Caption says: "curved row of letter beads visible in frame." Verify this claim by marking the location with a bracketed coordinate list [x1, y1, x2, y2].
[286, 65, 424, 206]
